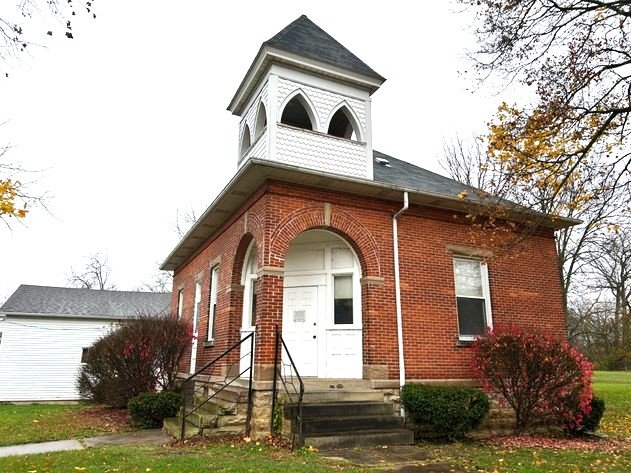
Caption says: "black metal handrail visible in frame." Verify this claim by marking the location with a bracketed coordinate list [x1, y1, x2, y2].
[180, 332, 254, 440]
[271, 325, 304, 450]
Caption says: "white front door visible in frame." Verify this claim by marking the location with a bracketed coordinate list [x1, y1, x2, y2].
[282, 286, 319, 377]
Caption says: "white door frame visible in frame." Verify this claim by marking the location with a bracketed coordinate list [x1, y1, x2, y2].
[240, 241, 258, 376]
[283, 230, 362, 378]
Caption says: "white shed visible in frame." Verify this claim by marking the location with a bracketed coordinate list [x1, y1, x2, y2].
[0, 285, 171, 402]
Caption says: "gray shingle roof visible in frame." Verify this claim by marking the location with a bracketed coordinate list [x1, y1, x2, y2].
[373, 150, 478, 198]
[0, 285, 171, 319]
[265, 15, 385, 81]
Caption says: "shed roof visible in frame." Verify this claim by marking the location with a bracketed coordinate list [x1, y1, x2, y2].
[0, 285, 171, 320]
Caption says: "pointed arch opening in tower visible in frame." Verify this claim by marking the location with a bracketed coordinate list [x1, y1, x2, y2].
[281, 95, 314, 131]
[255, 103, 267, 138]
[240, 125, 252, 158]
[327, 106, 360, 141]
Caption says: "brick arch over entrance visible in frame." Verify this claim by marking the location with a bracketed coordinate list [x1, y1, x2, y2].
[230, 213, 265, 285]
[268, 204, 381, 277]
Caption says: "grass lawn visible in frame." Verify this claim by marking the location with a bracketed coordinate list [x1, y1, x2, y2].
[415, 370, 631, 472]
[0, 404, 133, 447]
[0, 443, 365, 472]
[0, 371, 629, 472]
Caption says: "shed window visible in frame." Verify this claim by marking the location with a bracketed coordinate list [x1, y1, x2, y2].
[453, 258, 492, 339]
[281, 95, 313, 130]
[81, 347, 89, 363]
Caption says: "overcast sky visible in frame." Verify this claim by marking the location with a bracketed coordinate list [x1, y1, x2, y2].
[0, 1, 506, 301]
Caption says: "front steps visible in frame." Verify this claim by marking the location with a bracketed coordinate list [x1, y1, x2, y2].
[283, 389, 413, 449]
[163, 384, 249, 439]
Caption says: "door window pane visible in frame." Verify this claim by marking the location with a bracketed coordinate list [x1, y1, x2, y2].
[334, 276, 353, 324]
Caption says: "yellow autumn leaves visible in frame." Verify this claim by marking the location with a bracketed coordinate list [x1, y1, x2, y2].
[0, 178, 27, 219]
[487, 101, 614, 215]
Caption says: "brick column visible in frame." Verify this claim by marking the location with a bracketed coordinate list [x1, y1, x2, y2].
[249, 270, 284, 438]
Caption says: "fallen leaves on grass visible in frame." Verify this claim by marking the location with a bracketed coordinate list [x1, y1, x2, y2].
[481, 434, 627, 452]
[67, 407, 133, 435]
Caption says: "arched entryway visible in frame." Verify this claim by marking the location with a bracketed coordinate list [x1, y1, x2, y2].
[282, 229, 362, 378]
[239, 239, 258, 374]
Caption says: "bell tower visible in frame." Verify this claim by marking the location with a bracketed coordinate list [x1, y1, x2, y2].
[227, 15, 385, 180]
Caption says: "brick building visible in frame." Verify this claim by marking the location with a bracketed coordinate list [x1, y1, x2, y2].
[161, 15, 574, 439]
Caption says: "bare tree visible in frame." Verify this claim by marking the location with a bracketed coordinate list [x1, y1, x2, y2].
[0, 139, 47, 228]
[589, 231, 631, 368]
[462, 0, 631, 217]
[441, 135, 628, 313]
[138, 269, 173, 293]
[174, 203, 200, 238]
[68, 253, 115, 290]
[1, 0, 96, 65]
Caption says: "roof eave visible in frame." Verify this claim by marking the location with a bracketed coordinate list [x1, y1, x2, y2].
[227, 46, 385, 116]
[161, 160, 579, 272]
[1, 311, 135, 321]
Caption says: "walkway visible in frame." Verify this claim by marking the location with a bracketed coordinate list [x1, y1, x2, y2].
[0, 429, 171, 458]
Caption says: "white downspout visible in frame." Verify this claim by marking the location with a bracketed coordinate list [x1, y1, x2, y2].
[393, 191, 408, 417]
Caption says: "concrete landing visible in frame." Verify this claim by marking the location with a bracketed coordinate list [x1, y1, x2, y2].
[319, 445, 466, 472]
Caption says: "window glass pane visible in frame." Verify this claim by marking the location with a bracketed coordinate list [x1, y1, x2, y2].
[250, 280, 258, 326]
[177, 290, 184, 319]
[457, 297, 486, 336]
[454, 259, 483, 298]
[334, 276, 353, 324]
[208, 266, 218, 341]
[81, 347, 89, 363]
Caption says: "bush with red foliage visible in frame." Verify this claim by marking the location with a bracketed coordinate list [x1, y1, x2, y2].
[471, 326, 593, 432]
[77, 315, 191, 407]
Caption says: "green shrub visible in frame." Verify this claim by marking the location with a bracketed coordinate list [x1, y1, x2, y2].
[580, 397, 606, 434]
[401, 383, 490, 440]
[128, 391, 182, 428]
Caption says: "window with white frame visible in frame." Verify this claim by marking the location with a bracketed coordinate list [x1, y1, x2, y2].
[177, 289, 184, 320]
[453, 257, 492, 339]
[207, 266, 219, 341]
[333, 275, 353, 324]
[193, 281, 202, 332]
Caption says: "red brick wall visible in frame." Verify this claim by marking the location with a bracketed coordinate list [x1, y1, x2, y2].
[171, 179, 567, 380]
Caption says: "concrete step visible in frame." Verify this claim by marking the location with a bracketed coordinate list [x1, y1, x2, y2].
[301, 414, 403, 435]
[202, 425, 245, 436]
[298, 429, 414, 449]
[301, 379, 373, 390]
[288, 401, 394, 418]
[216, 413, 247, 428]
[299, 390, 383, 404]
[163, 417, 199, 439]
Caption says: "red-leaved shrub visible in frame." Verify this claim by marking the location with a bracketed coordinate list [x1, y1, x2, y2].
[471, 326, 593, 432]
[77, 315, 192, 407]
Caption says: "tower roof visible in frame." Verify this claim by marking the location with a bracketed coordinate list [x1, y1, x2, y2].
[264, 15, 384, 82]
[228, 15, 385, 115]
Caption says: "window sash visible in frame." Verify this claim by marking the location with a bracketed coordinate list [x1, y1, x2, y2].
[177, 289, 184, 320]
[333, 275, 353, 325]
[453, 258, 492, 339]
[208, 266, 219, 341]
